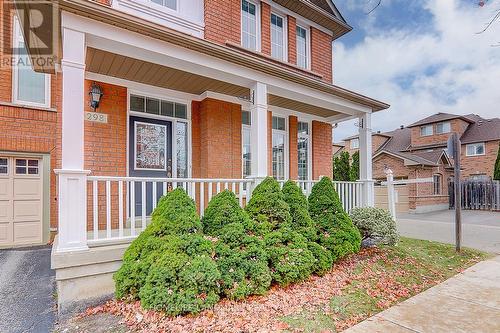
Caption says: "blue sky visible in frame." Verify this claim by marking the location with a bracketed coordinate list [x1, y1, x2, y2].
[331, 0, 500, 141]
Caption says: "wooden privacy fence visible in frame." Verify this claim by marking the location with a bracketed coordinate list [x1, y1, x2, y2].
[449, 180, 500, 211]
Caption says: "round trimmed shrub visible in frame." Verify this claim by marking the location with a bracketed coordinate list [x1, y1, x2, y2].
[350, 207, 399, 246]
[245, 177, 291, 232]
[282, 180, 317, 241]
[264, 227, 315, 286]
[139, 250, 221, 315]
[308, 177, 361, 261]
[149, 188, 202, 236]
[202, 190, 252, 236]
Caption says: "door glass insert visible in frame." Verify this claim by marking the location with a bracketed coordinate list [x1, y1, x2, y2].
[134, 122, 167, 170]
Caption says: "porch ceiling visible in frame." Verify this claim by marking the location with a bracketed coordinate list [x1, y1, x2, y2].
[86, 48, 342, 118]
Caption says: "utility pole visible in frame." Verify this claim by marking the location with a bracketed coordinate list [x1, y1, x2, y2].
[448, 133, 462, 252]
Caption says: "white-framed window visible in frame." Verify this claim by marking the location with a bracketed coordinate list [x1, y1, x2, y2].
[420, 125, 433, 137]
[0, 158, 8, 175]
[466, 142, 485, 156]
[150, 0, 177, 10]
[436, 121, 451, 134]
[272, 115, 287, 180]
[350, 138, 359, 149]
[242, 110, 252, 179]
[296, 25, 309, 69]
[270, 12, 286, 60]
[12, 16, 50, 108]
[129, 93, 190, 178]
[241, 0, 258, 51]
[433, 174, 442, 195]
[297, 121, 309, 181]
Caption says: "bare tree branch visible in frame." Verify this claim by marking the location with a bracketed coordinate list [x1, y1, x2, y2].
[365, 0, 382, 15]
[476, 7, 500, 34]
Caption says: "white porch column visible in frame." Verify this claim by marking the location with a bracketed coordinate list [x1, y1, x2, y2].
[250, 82, 268, 179]
[359, 112, 375, 207]
[55, 27, 90, 252]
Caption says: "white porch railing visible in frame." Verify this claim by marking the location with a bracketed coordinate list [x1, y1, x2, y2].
[86, 177, 367, 245]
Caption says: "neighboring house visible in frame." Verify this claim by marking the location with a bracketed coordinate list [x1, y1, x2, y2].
[1, 0, 388, 312]
[342, 113, 500, 212]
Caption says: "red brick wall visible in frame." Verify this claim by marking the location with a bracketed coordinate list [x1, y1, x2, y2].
[261, 2, 271, 56]
[461, 140, 499, 179]
[84, 81, 127, 230]
[311, 27, 333, 83]
[287, 16, 297, 65]
[312, 120, 332, 179]
[410, 119, 470, 147]
[289, 115, 298, 179]
[204, 0, 241, 45]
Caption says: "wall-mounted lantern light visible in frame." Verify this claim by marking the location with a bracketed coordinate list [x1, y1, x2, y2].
[89, 83, 103, 110]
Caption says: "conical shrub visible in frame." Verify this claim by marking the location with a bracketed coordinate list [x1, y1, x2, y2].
[282, 180, 317, 241]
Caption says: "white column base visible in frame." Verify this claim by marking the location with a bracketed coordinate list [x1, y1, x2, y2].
[360, 179, 376, 207]
[55, 169, 91, 253]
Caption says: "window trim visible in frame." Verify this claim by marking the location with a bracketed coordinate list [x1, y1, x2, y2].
[270, 11, 287, 62]
[147, 0, 178, 12]
[350, 138, 359, 149]
[241, 0, 261, 52]
[295, 24, 310, 70]
[271, 115, 288, 180]
[12, 16, 51, 108]
[420, 125, 433, 137]
[436, 121, 451, 134]
[465, 142, 486, 157]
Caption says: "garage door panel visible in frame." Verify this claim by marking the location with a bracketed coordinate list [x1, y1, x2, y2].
[0, 221, 13, 245]
[0, 178, 12, 200]
[13, 221, 41, 244]
[14, 178, 41, 200]
[0, 200, 12, 221]
[13, 200, 41, 221]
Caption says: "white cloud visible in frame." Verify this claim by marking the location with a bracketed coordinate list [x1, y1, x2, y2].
[333, 0, 500, 142]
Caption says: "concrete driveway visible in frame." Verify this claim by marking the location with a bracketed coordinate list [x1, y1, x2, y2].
[397, 210, 500, 254]
[0, 246, 56, 333]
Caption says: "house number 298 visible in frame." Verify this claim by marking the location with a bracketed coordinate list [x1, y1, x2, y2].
[85, 112, 108, 124]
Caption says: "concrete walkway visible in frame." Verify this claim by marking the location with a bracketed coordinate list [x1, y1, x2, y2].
[345, 256, 500, 333]
[0, 246, 56, 333]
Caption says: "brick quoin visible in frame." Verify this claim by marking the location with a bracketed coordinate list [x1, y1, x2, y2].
[288, 115, 298, 179]
[204, 0, 241, 45]
[311, 27, 333, 83]
[261, 2, 271, 56]
[312, 120, 332, 179]
[287, 16, 297, 65]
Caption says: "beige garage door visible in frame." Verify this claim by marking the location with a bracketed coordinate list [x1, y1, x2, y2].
[0, 156, 43, 247]
[375, 185, 409, 214]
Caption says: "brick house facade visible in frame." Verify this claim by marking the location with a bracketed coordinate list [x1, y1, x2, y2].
[4, 0, 390, 310]
[337, 113, 500, 212]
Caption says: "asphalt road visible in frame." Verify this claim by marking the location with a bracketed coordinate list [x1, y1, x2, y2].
[0, 246, 56, 333]
[397, 210, 500, 254]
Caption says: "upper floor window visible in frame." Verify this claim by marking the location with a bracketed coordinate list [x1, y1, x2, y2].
[270, 13, 285, 60]
[466, 142, 485, 156]
[150, 0, 176, 10]
[12, 17, 50, 108]
[350, 138, 359, 149]
[420, 125, 433, 137]
[296, 25, 308, 69]
[242, 0, 258, 51]
[436, 121, 451, 134]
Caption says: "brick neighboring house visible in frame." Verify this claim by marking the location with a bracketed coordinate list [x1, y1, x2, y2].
[337, 113, 500, 212]
[2, 0, 388, 312]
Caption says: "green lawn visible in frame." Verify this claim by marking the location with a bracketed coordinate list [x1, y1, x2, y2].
[281, 238, 489, 332]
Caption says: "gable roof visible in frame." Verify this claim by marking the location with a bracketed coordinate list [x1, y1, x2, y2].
[460, 118, 500, 144]
[407, 112, 477, 128]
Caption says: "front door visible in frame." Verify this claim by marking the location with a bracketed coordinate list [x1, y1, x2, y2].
[129, 116, 172, 217]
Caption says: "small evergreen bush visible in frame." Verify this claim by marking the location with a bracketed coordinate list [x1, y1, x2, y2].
[282, 180, 317, 241]
[307, 241, 333, 276]
[245, 177, 291, 232]
[308, 177, 361, 261]
[202, 190, 252, 235]
[350, 207, 399, 246]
